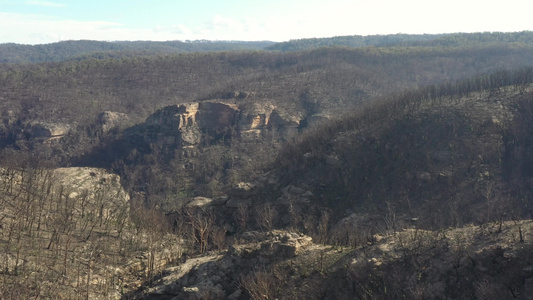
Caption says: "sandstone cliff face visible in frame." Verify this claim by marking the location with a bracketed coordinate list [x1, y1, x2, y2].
[129, 100, 306, 148]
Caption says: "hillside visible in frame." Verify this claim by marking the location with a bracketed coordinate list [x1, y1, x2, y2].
[118, 74, 533, 299]
[268, 71, 533, 229]
[266, 31, 533, 51]
[2, 32, 533, 299]
[2, 42, 533, 159]
[2, 71, 533, 299]
[133, 221, 533, 299]
[0, 165, 166, 299]
[4, 32, 533, 64]
[0, 40, 275, 64]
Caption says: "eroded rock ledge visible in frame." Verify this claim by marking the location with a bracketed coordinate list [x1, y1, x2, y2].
[126, 100, 306, 149]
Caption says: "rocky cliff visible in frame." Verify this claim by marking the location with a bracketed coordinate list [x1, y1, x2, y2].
[126, 100, 306, 149]
[131, 221, 533, 299]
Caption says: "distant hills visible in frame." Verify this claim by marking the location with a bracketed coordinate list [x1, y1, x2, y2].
[3, 31, 533, 63]
[0, 40, 276, 63]
[267, 31, 533, 51]
[4, 30, 533, 299]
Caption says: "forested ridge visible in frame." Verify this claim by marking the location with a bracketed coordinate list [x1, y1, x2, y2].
[2, 32, 533, 299]
[267, 31, 533, 51]
[0, 40, 275, 64]
[2, 42, 533, 125]
[3, 31, 533, 64]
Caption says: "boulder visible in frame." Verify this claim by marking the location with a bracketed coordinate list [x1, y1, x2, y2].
[186, 196, 213, 208]
[98, 111, 130, 133]
[231, 182, 256, 197]
[52, 167, 130, 223]
[24, 121, 70, 142]
[305, 113, 330, 128]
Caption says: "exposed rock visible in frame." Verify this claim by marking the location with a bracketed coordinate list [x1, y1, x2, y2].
[259, 230, 313, 258]
[278, 185, 313, 204]
[305, 113, 330, 127]
[196, 101, 239, 129]
[52, 167, 130, 226]
[139, 102, 203, 146]
[232, 182, 256, 197]
[98, 111, 130, 133]
[269, 110, 300, 128]
[0, 166, 153, 299]
[52, 167, 129, 201]
[302, 190, 314, 197]
[282, 185, 306, 197]
[186, 196, 213, 208]
[224, 182, 256, 208]
[24, 121, 70, 142]
[238, 102, 275, 130]
[228, 230, 313, 259]
[127, 100, 302, 149]
[135, 230, 315, 299]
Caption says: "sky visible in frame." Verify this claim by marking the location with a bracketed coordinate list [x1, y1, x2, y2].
[1, 0, 533, 45]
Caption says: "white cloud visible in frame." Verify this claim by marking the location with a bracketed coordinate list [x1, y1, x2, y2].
[3, 0, 533, 45]
[0, 12, 185, 44]
[27, 0, 65, 7]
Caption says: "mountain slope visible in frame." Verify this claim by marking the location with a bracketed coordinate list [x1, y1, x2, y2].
[267, 72, 533, 231]
[266, 31, 533, 51]
[133, 221, 533, 299]
[0, 40, 275, 64]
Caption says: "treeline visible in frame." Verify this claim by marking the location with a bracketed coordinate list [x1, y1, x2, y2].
[0, 40, 275, 64]
[4, 32, 533, 64]
[3, 43, 533, 128]
[266, 31, 533, 51]
[267, 33, 443, 51]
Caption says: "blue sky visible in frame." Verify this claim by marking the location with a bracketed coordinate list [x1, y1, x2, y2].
[1, 0, 533, 44]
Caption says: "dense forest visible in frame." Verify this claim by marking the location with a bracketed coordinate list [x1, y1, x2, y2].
[267, 31, 533, 51]
[0, 40, 275, 64]
[1, 32, 533, 299]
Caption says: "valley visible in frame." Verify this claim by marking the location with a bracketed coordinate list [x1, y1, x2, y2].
[1, 32, 533, 299]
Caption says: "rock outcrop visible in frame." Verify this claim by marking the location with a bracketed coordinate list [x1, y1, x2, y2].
[52, 167, 130, 217]
[131, 221, 533, 300]
[98, 111, 130, 134]
[133, 230, 316, 299]
[24, 121, 70, 143]
[127, 100, 305, 149]
[0, 166, 139, 299]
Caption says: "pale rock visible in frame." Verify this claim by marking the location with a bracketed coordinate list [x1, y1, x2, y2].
[186, 196, 213, 207]
[98, 111, 129, 133]
[24, 121, 70, 142]
[302, 190, 314, 197]
[128, 100, 302, 149]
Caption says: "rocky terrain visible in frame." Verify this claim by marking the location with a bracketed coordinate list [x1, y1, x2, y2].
[2, 33, 533, 299]
[0, 166, 182, 299]
[130, 221, 533, 299]
[125, 100, 305, 149]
